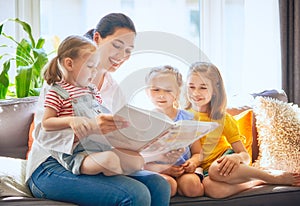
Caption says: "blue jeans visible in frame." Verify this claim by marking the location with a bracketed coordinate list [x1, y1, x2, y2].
[28, 157, 170, 206]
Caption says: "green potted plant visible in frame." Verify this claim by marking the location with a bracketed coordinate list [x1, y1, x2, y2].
[0, 18, 52, 158]
[0, 18, 50, 99]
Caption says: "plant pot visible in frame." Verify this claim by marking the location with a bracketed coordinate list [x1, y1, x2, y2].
[0, 96, 38, 159]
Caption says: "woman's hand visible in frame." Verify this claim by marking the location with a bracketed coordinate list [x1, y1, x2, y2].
[160, 148, 186, 164]
[216, 154, 241, 176]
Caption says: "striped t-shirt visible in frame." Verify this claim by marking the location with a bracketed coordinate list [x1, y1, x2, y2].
[44, 81, 102, 117]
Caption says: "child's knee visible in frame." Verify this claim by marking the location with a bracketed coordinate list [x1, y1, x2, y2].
[113, 149, 144, 174]
[89, 151, 122, 174]
[161, 174, 177, 197]
[177, 174, 204, 197]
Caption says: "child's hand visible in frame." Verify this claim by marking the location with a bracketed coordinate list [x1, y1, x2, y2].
[162, 165, 185, 177]
[217, 154, 241, 176]
[69, 116, 93, 139]
[182, 160, 198, 173]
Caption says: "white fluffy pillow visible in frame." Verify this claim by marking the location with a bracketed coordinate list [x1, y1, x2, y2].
[253, 97, 300, 173]
[0, 156, 32, 197]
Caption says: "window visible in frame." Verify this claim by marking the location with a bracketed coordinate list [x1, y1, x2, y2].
[39, 0, 200, 109]
[1, 0, 281, 108]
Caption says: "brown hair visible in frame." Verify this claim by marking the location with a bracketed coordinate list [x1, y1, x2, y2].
[43, 35, 97, 85]
[185, 62, 227, 120]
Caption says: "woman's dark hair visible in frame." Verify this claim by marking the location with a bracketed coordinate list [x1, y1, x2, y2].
[84, 13, 136, 39]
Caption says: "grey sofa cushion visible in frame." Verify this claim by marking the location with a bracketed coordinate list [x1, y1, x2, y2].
[0, 97, 38, 159]
[170, 185, 300, 206]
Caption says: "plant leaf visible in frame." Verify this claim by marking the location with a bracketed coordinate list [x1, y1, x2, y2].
[32, 48, 48, 87]
[15, 64, 33, 98]
[0, 60, 10, 99]
[16, 39, 33, 67]
[9, 18, 35, 48]
[29, 88, 40, 96]
[36, 37, 45, 49]
[0, 24, 3, 35]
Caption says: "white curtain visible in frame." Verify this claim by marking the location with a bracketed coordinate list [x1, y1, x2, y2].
[200, 0, 281, 107]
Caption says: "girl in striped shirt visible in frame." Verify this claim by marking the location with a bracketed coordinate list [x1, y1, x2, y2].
[42, 35, 143, 176]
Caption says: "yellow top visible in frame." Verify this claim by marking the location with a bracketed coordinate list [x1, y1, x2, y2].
[188, 109, 243, 171]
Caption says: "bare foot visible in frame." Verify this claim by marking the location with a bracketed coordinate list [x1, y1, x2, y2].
[266, 170, 300, 186]
[248, 179, 265, 187]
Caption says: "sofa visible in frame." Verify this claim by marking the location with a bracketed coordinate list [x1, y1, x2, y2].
[0, 91, 299, 206]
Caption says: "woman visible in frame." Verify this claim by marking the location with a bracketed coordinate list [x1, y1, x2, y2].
[26, 13, 171, 206]
[84, 13, 135, 111]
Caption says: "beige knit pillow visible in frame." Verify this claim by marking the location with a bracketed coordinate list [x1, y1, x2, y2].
[253, 97, 300, 173]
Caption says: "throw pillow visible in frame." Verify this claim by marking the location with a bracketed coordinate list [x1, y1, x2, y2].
[26, 118, 35, 159]
[253, 97, 300, 173]
[233, 109, 253, 163]
[251, 89, 288, 102]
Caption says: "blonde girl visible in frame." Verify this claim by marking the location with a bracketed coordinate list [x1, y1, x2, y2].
[186, 61, 300, 198]
[144, 65, 205, 197]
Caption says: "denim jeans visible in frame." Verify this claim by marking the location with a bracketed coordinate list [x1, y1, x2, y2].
[28, 157, 170, 206]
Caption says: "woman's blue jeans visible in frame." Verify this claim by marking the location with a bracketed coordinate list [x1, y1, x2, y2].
[28, 157, 170, 206]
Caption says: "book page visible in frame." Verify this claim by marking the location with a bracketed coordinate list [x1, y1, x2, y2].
[140, 120, 219, 157]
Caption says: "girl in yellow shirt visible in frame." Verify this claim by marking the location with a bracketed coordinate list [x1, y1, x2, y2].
[185, 62, 300, 198]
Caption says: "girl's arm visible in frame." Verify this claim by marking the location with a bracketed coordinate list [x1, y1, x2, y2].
[42, 107, 88, 131]
[230, 140, 251, 165]
[217, 140, 250, 176]
[42, 107, 76, 130]
[42, 107, 129, 138]
[42, 107, 93, 139]
[182, 140, 202, 173]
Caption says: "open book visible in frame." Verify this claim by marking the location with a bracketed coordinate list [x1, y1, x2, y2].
[94, 104, 219, 157]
